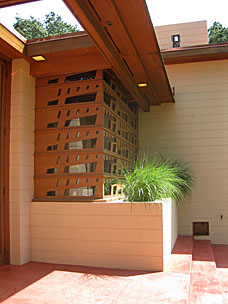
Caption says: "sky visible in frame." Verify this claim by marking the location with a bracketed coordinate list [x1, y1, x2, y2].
[0, 0, 227, 33]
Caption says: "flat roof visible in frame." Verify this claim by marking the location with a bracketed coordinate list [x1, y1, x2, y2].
[0, 0, 176, 110]
[27, 31, 228, 66]
[63, 0, 175, 110]
[1, 1, 228, 108]
[162, 43, 228, 64]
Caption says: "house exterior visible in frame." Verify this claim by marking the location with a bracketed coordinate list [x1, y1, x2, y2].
[0, 0, 228, 270]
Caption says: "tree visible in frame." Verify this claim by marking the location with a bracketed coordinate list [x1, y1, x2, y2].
[208, 22, 228, 44]
[13, 12, 78, 40]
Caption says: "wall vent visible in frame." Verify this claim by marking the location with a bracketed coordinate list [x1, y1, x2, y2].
[193, 222, 209, 236]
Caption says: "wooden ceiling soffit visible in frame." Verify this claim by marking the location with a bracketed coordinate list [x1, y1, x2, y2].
[64, 0, 174, 110]
[30, 52, 110, 77]
[0, 0, 40, 8]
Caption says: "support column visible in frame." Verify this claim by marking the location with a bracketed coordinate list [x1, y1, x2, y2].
[9, 59, 35, 265]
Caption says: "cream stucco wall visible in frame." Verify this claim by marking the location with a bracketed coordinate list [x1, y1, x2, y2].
[10, 59, 35, 264]
[171, 199, 178, 249]
[162, 199, 178, 270]
[139, 60, 228, 244]
[8, 60, 177, 269]
[30, 201, 176, 271]
[155, 20, 208, 49]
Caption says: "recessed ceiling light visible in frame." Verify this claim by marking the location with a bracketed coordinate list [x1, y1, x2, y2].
[32, 55, 46, 62]
[137, 83, 148, 88]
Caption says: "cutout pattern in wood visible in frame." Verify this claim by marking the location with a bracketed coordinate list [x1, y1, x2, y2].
[102, 71, 138, 195]
[35, 70, 104, 199]
[35, 69, 138, 200]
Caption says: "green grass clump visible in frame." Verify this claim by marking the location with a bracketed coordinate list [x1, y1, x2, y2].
[121, 156, 194, 202]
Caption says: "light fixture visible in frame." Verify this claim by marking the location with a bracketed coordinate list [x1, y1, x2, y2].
[137, 83, 148, 88]
[32, 55, 46, 62]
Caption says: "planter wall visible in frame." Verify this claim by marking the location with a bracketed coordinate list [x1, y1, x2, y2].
[30, 199, 177, 271]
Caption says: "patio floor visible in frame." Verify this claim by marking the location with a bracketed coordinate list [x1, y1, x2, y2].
[0, 237, 227, 304]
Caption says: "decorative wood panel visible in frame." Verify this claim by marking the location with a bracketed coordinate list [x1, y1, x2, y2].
[35, 69, 138, 200]
[0, 59, 10, 264]
[102, 71, 138, 196]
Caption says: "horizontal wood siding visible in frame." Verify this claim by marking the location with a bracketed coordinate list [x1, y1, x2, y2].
[154, 21, 208, 49]
[30, 202, 163, 271]
[139, 60, 228, 244]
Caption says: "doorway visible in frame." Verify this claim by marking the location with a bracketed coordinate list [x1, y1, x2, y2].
[0, 59, 10, 265]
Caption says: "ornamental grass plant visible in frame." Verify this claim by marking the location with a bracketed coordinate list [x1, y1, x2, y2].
[121, 156, 194, 202]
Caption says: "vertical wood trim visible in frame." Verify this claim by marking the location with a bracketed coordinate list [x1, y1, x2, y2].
[0, 62, 3, 264]
[4, 60, 11, 264]
[0, 59, 11, 264]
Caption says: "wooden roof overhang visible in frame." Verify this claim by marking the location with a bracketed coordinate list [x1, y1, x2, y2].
[64, 0, 175, 111]
[0, 0, 175, 111]
[0, 0, 39, 8]
[0, 24, 26, 59]
[0, 24, 111, 75]
[162, 43, 228, 64]
[26, 32, 111, 76]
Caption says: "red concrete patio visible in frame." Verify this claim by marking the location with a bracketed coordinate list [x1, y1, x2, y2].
[0, 237, 227, 304]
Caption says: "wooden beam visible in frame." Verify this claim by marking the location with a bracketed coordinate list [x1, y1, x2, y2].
[0, 0, 40, 8]
[63, 0, 176, 109]
[26, 32, 94, 57]
[0, 24, 26, 56]
[104, 0, 160, 105]
[115, 0, 174, 104]
[64, 0, 150, 111]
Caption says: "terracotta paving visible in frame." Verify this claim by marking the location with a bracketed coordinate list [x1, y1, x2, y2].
[189, 240, 223, 304]
[165, 235, 193, 274]
[212, 244, 228, 304]
[0, 237, 227, 304]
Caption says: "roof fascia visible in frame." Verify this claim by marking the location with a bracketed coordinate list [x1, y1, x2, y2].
[0, 0, 40, 8]
[0, 24, 26, 58]
[162, 44, 228, 64]
[26, 33, 94, 56]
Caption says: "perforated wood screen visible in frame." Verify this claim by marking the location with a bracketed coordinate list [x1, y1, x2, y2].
[35, 69, 138, 200]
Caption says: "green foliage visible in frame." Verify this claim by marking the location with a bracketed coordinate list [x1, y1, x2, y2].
[121, 156, 194, 202]
[44, 12, 78, 36]
[13, 15, 47, 40]
[208, 22, 228, 44]
[13, 12, 78, 40]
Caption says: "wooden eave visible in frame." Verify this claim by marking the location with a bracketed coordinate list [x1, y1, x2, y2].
[0, 0, 40, 8]
[0, 0, 174, 110]
[0, 24, 26, 59]
[162, 43, 228, 65]
[26, 31, 94, 56]
[64, 0, 174, 111]
[0, 24, 111, 76]
[26, 32, 111, 77]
